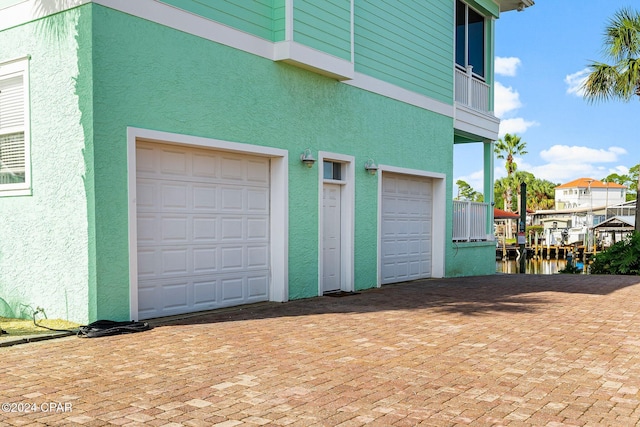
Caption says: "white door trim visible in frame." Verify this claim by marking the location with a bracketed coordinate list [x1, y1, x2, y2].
[317, 152, 355, 295]
[377, 165, 446, 286]
[127, 127, 289, 321]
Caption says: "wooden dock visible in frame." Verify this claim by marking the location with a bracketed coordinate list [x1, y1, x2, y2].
[496, 244, 596, 261]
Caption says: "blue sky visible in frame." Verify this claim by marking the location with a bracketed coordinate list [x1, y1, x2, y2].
[454, 1, 639, 194]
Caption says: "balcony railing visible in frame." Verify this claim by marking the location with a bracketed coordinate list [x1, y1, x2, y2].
[454, 66, 491, 114]
[453, 200, 490, 242]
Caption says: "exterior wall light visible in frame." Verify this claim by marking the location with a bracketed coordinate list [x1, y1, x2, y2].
[300, 148, 316, 168]
[364, 159, 378, 175]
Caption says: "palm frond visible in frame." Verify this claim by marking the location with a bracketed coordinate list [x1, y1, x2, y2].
[604, 8, 640, 61]
[582, 62, 621, 102]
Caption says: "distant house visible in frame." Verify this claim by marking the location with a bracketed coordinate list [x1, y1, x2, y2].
[533, 178, 630, 246]
[555, 178, 626, 210]
[0, 0, 533, 323]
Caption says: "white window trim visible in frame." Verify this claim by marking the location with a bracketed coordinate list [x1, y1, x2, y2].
[0, 56, 31, 197]
[127, 127, 289, 321]
[455, 0, 487, 81]
[317, 151, 355, 296]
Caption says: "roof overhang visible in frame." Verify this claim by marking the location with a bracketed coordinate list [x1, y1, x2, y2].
[496, 0, 534, 13]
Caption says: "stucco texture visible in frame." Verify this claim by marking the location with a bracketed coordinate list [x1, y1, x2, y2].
[1, 3, 494, 323]
[0, 9, 92, 323]
[89, 4, 459, 317]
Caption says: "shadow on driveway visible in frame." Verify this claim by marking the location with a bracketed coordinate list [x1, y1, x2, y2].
[150, 274, 640, 327]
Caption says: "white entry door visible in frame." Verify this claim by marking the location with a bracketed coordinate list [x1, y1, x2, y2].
[323, 184, 341, 293]
[381, 173, 433, 284]
[135, 141, 271, 319]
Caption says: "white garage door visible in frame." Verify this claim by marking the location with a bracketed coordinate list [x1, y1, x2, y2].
[381, 173, 433, 284]
[135, 141, 270, 319]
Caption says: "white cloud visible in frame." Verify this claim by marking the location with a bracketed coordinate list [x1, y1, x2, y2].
[456, 169, 485, 194]
[492, 146, 630, 185]
[495, 57, 521, 77]
[514, 146, 628, 183]
[494, 81, 521, 118]
[499, 118, 539, 137]
[539, 145, 627, 163]
[565, 68, 589, 97]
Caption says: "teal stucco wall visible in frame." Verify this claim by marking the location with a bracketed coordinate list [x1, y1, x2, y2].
[0, 2, 498, 323]
[0, 8, 93, 323]
[89, 4, 455, 319]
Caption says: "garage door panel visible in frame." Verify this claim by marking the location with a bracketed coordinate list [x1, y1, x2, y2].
[193, 280, 216, 305]
[162, 282, 189, 309]
[381, 173, 432, 284]
[136, 145, 156, 173]
[221, 277, 244, 301]
[248, 189, 269, 212]
[220, 246, 243, 270]
[137, 215, 157, 243]
[247, 159, 269, 182]
[160, 149, 189, 176]
[221, 187, 244, 210]
[221, 217, 244, 240]
[193, 247, 217, 273]
[192, 152, 218, 178]
[220, 156, 244, 180]
[247, 218, 268, 239]
[247, 245, 269, 267]
[408, 239, 421, 255]
[248, 276, 268, 298]
[193, 217, 217, 241]
[161, 217, 189, 242]
[192, 185, 217, 210]
[137, 249, 157, 278]
[136, 141, 270, 319]
[161, 183, 189, 209]
[136, 181, 156, 208]
[161, 249, 189, 275]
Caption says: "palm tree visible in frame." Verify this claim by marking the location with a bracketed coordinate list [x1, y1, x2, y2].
[583, 8, 640, 232]
[494, 133, 527, 211]
[583, 8, 640, 103]
[527, 178, 557, 211]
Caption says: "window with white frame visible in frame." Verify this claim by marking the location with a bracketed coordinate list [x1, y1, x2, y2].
[455, 0, 485, 79]
[0, 58, 29, 194]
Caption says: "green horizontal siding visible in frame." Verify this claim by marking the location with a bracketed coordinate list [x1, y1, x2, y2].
[273, 0, 285, 41]
[354, 0, 453, 104]
[159, 0, 277, 41]
[293, 0, 351, 61]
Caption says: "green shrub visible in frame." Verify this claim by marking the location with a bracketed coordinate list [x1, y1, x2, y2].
[590, 232, 640, 275]
[559, 263, 582, 274]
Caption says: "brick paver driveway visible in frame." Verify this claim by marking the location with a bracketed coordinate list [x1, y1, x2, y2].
[2, 274, 640, 426]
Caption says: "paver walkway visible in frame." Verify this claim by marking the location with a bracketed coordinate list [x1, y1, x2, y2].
[2, 274, 640, 426]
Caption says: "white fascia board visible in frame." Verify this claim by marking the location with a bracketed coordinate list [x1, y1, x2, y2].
[94, 0, 274, 59]
[4, 0, 457, 122]
[345, 72, 454, 118]
[274, 41, 354, 81]
[0, 0, 90, 31]
[454, 103, 500, 141]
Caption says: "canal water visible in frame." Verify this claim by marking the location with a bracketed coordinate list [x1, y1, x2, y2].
[496, 259, 568, 274]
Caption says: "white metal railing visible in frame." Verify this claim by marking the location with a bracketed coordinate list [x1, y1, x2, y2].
[453, 200, 489, 242]
[454, 66, 491, 114]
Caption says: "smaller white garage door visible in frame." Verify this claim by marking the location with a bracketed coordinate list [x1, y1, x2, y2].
[381, 173, 433, 284]
[136, 141, 270, 319]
